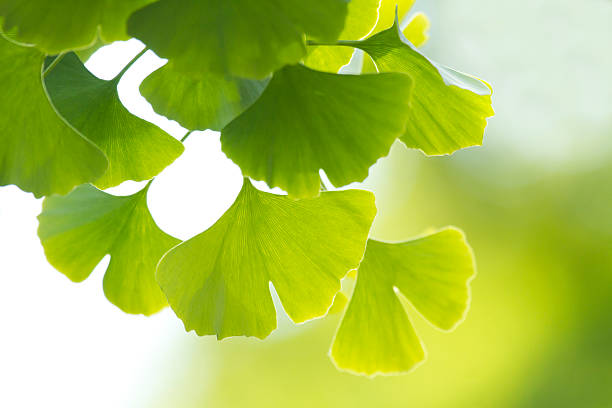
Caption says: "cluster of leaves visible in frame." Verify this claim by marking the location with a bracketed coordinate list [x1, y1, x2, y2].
[0, 0, 493, 376]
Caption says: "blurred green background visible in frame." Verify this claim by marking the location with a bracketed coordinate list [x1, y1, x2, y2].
[138, 0, 612, 406]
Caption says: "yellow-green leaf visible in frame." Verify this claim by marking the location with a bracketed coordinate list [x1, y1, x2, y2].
[304, 0, 380, 73]
[349, 15, 494, 155]
[156, 179, 376, 339]
[331, 228, 475, 376]
[38, 183, 180, 315]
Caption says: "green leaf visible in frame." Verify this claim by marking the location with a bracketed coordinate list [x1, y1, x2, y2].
[156, 179, 376, 339]
[221, 64, 413, 198]
[304, 0, 380, 73]
[348, 15, 494, 155]
[127, 0, 349, 79]
[0, 0, 156, 54]
[0, 35, 107, 198]
[38, 183, 180, 316]
[330, 228, 476, 376]
[45, 53, 184, 189]
[140, 61, 269, 132]
[74, 35, 106, 62]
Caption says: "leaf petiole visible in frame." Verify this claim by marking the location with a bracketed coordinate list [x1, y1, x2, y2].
[306, 40, 358, 48]
[112, 47, 149, 82]
[42, 53, 66, 78]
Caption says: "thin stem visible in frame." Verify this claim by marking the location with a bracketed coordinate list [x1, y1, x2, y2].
[43, 53, 66, 78]
[306, 40, 357, 48]
[180, 130, 195, 143]
[112, 47, 149, 81]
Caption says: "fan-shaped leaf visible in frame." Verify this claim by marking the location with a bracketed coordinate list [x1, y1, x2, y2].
[0, 0, 156, 54]
[0, 35, 107, 197]
[38, 183, 180, 316]
[348, 16, 494, 155]
[45, 53, 184, 189]
[140, 61, 269, 132]
[128, 0, 349, 79]
[221, 64, 413, 198]
[156, 179, 376, 339]
[331, 228, 475, 376]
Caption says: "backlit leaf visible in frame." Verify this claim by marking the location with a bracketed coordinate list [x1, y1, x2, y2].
[349, 15, 494, 155]
[38, 183, 180, 316]
[403, 12, 430, 48]
[372, 0, 416, 35]
[0, 35, 107, 198]
[331, 228, 475, 376]
[0, 0, 156, 54]
[304, 0, 380, 73]
[156, 179, 376, 339]
[221, 64, 413, 198]
[140, 61, 269, 131]
[45, 53, 184, 189]
[128, 0, 349, 79]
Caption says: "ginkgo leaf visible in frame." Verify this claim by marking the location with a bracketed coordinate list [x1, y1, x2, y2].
[140, 61, 269, 132]
[0, 35, 107, 198]
[221, 64, 413, 198]
[403, 12, 430, 48]
[304, 0, 380, 73]
[346, 15, 494, 155]
[75, 35, 106, 62]
[330, 228, 476, 376]
[156, 178, 376, 340]
[361, 7, 431, 73]
[128, 0, 349, 79]
[0, 0, 156, 54]
[38, 183, 180, 316]
[371, 0, 416, 36]
[45, 53, 184, 189]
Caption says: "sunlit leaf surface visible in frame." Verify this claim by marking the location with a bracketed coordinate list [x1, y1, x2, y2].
[221, 64, 413, 198]
[157, 179, 376, 339]
[128, 0, 348, 79]
[331, 228, 475, 376]
[46, 53, 184, 189]
[141, 61, 269, 132]
[0, 0, 155, 54]
[304, 0, 380, 73]
[349, 17, 494, 155]
[38, 183, 179, 315]
[0, 36, 107, 197]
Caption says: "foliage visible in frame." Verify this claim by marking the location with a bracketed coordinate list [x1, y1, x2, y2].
[0, 0, 493, 376]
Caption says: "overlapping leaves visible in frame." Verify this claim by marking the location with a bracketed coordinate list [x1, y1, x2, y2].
[128, 0, 349, 79]
[0, 0, 494, 377]
[0, 0, 156, 54]
[157, 179, 376, 339]
[221, 64, 414, 198]
[45, 52, 184, 189]
[0, 35, 107, 197]
[344, 13, 494, 155]
[140, 61, 269, 132]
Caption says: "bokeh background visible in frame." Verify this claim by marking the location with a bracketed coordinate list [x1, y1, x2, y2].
[1, 0, 611, 406]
